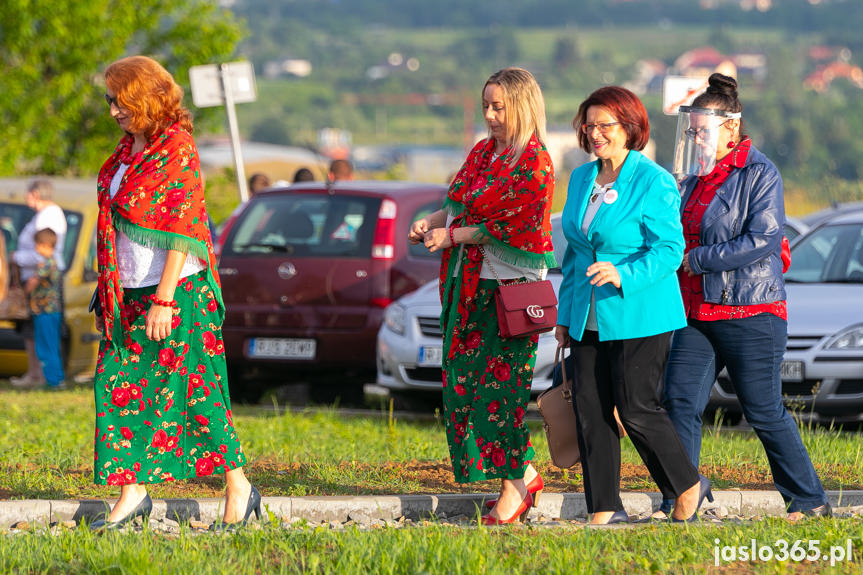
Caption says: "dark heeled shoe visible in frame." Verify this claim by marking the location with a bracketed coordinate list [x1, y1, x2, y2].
[485, 474, 544, 509]
[481, 492, 533, 525]
[89, 494, 152, 531]
[588, 509, 630, 526]
[789, 503, 832, 519]
[671, 474, 713, 523]
[803, 503, 832, 517]
[210, 485, 262, 532]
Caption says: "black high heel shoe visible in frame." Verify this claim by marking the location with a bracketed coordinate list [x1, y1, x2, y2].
[671, 474, 713, 523]
[210, 485, 262, 532]
[89, 493, 152, 531]
[588, 509, 630, 527]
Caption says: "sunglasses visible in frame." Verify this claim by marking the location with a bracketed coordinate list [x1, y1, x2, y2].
[580, 122, 621, 135]
[104, 93, 119, 108]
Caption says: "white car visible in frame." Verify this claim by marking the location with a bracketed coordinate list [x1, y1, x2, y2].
[376, 214, 566, 401]
[708, 208, 863, 424]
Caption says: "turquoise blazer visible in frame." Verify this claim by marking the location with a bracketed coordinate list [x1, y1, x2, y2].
[557, 150, 686, 341]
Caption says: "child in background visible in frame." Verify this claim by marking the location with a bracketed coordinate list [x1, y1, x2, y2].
[24, 228, 65, 390]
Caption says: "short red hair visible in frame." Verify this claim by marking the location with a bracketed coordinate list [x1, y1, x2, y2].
[105, 55, 193, 139]
[572, 86, 649, 153]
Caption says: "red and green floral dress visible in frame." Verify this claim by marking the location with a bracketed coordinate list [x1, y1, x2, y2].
[440, 136, 555, 483]
[93, 123, 246, 485]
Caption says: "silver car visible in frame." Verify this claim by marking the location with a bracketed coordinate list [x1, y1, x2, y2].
[376, 213, 566, 400]
[709, 208, 863, 424]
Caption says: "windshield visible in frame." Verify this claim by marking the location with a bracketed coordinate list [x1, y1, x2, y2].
[224, 193, 381, 258]
[786, 222, 863, 284]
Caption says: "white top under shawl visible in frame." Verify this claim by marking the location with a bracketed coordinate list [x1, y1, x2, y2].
[110, 164, 205, 288]
[582, 180, 616, 331]
[446, 213, 546, 281]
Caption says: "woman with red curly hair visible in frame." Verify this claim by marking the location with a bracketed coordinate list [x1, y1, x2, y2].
[90, 55, 258, 531]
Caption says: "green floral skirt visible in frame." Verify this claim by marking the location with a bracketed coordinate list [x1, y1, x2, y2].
[93, 270, 246, 485]
[441, 277, 537, 483]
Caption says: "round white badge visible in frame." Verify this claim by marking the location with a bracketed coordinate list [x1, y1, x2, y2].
[603, 189, 619, 204]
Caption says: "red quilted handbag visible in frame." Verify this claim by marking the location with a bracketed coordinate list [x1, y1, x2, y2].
[480, 246, 557, 338]
[495, 279, 557, 338]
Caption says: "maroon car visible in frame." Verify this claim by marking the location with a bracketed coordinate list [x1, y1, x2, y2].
[217, 180, 446, 399]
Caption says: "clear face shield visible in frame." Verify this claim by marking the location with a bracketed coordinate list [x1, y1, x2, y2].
[672, 106, 741, 180]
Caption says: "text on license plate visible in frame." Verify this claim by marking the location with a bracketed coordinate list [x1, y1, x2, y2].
[249, 338, 316, 359]
[418, 345, 442, 367]
[780, 360, 804, 382]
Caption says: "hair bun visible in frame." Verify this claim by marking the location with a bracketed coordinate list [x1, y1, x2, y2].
[705, 73, 738, 98]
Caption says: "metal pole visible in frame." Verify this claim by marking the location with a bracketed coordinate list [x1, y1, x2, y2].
[221, 63, 249, 203]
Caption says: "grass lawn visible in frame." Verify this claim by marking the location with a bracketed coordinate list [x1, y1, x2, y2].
[2, 520, 861, 574]
[1, 387, 861, 500]
[1, 387, 862, 574]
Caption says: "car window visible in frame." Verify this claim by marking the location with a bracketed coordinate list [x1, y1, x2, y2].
[84, 227, 98, 282]
[224, 193, 381, 258]
[0, 202, 35, 253]
[784, 223, 800, 242]
[0, 203, 81, 270]
[62, 210, 82, 269]
[787, 223, 863, 283]
[408, 202, 444, 259]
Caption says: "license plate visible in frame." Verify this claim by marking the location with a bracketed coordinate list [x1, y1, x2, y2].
[249, 338, 316, 359]
[418, 345, 442, 367]
[781, 360, 804, 382]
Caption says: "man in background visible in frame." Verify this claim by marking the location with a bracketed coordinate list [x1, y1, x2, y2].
[328, 159, 353, 182]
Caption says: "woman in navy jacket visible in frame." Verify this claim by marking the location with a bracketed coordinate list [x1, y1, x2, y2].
[656, 73, 829, 520]
[555, 86, 710, 524]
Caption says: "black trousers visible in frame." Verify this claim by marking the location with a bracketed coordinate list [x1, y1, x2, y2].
[571, 330, 699, 513]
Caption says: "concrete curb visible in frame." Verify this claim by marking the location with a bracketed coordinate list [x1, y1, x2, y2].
[2, 490, 862, 527]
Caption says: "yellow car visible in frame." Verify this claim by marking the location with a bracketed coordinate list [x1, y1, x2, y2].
[0, 178, 100, 380]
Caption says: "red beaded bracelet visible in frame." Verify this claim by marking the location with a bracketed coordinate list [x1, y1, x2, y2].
[149, 294, 177, 308]
[448, 225, 457, 247]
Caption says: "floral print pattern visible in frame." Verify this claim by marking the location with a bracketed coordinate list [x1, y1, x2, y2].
[97, 122, 222, 348]
[29, 259, 61, 314]
[93, 270, 245, 485]
[442, 278, 537, 483]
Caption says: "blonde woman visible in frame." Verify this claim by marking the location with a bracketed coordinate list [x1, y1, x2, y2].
[410, 68, 555, 524]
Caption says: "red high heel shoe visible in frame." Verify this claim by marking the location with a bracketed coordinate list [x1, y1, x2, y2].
[481, 492, 533, 525]
[485, 474, 544, 509]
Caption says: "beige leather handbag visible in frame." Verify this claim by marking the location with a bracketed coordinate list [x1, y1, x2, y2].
[537, 346, 627, 469]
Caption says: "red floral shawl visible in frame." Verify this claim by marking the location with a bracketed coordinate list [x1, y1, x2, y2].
[96, 122, 221, 347]
[440, 135, 555, 329]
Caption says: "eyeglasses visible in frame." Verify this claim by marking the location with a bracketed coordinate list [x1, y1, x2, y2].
[684, 127, 712, 140]
[685, 120, 733, 140]
[581, 122, 621, 135]
[104, 93, 119, 108]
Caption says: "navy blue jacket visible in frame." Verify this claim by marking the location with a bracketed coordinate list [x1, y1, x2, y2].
[680, 144, 786, 305]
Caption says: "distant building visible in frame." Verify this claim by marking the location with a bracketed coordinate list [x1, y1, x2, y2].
[263, 59, 312, 79]
[671, 46, 765, 82]
[804, 61, 863, 92]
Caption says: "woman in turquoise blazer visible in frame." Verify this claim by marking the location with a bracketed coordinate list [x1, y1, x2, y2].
[557, 149, 685, 340]
[555, 86, 710, 524]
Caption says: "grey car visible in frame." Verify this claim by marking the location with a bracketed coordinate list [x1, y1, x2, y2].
[708, 208, 863, 424]
[376, 213, 566, 402]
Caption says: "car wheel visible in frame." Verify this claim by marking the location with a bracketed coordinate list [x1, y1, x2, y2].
[226, 366, 267, 404]
[309, 379, 366, 407]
